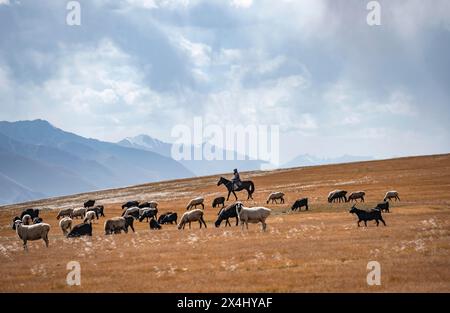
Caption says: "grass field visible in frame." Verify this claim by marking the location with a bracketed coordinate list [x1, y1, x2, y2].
[0, 154, 449, 292]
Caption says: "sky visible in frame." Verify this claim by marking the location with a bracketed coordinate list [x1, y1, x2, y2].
[0, 0, 449, 164]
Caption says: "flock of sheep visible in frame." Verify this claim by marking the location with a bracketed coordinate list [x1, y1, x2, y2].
[9, 186, 401, 251]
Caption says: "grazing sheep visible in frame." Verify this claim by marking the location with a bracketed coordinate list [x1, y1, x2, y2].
[87, 205, 105, 218]
[266, 192, 285, 204]
[122, 201, 139, 210]
[84, 199, 95, 208]
[384, 191, 400, 202]
[33, 217, 43, 224]
[158, 212, 178, 225]
[67, 222, 92, 237]
[215, 203, 239, 227]
[72, 208, 87, 219]
[11, 216, 21, 230]
[212, 197, 225, 208]
[139, 208, 158, 222]
[375, 201, 390, 213]
[291, 198, 309, 211]
[138, 201, 158, 209]
[56, 208, 74, 220]
[59, 217, 73, 235]
[349, 205, 386, 227]
[149, 218, 162, 230]
[22, 214, 32, 225]
[186, 197, 205, 211]
[83, 211, 96, 224]
[178, 209, 207, 230]
[347, 191, 366, 203]
[14, 220, 50, 251]
[104, 216, 135, 235]
[235, 202, 271, 231]
[328, 190, 348, 203]
[122, 207, 140, 219]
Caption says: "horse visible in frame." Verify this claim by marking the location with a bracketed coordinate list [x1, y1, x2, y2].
[217, 177, 255, 201]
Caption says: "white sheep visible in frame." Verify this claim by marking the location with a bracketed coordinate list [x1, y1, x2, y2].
[178, 209, 207, 229]
[72, 207, 86, 219]
[384, 191, 400, 202]
[22, 214, 32, 225]
[235, 202, 271, 231]
[15, 220, 51, 251]
[123, 207, 139, 218]
[186, 197, 205, 210]
[59, 217, 73, 236]
[266, 192, 285, 204]
[83, 211, 96, 224]
[56, 208, 73, 220]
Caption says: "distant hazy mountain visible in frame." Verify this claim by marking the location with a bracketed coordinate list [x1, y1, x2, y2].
[0, 120, 194, 205]
[118, 135, 172, 157]
[118, 134, 268, 176]
[283, 154, 375, 168]
[0, 172, 46, 204]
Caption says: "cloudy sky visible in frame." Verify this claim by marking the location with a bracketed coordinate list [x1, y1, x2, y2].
[0, 0, 449, 164]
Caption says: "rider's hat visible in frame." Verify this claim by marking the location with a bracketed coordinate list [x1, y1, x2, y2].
[233, 168, 238, 173]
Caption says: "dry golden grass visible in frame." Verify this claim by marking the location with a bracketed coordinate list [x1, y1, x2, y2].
[0, 154, 449, 292]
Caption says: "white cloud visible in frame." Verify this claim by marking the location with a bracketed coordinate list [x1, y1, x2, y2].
[0, 0, 10, 5]
[173, 35, 212, 67]
[123, 0, 190, 10]
[230, 0, 252, 9]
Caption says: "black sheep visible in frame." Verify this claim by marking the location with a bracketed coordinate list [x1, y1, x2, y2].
[149, 218, 162, 230]
[84, 199, 95, 208]
[67, 222, 93, 237]
[349, 205, 386, 227]
[122, 201, 139, 210]
[215, 203, 239, 227]
[158, 212, 178, 225]
[291, 198, 308, 211]
[212, 197, 225, 208]
[375, 201, 390, 213]
[20, 208, 39, 220]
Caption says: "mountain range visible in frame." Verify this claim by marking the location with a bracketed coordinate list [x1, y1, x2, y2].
[118, 135, 267, 176]
[0, 120, 193, 205]
[0, 119, 375, 205]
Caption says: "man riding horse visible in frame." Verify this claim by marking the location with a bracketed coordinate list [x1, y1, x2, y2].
[232, 168, 242, 191]
[217, 169, 254, 201]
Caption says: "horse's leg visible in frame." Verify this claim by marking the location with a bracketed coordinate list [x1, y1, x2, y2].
[202, 217, 207, 228]
[397, 195, 401, 201]
[364, 220, 367, 227]
[357, 220, 361, 227]
[232, 191, 238, 200]
[201, 203, 204, 210]
[235, 217, 239, 226]
[227, 190, 231, 201]
[380, 217, 386, 226]
[376, 219, 379, 226]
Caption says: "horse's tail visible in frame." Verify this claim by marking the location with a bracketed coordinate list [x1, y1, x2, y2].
[249, 181, 255, 195]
